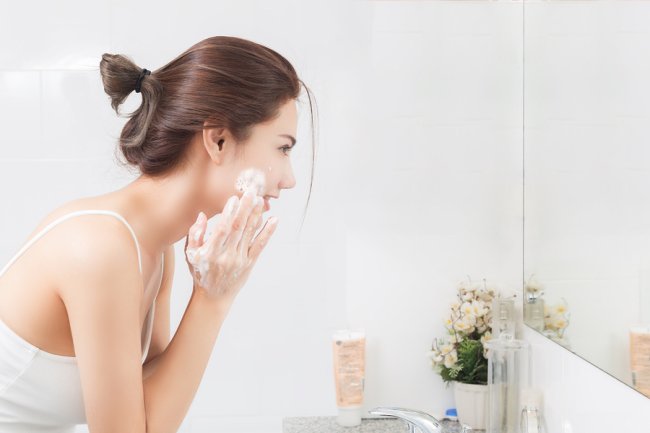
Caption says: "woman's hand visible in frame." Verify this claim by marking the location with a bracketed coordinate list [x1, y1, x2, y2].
[183, 188, 279, 303]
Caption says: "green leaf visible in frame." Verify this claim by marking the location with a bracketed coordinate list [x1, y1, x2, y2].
[452, 339, 488, 385]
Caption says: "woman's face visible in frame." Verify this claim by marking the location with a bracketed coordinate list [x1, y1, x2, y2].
[201, 98, 298, 216]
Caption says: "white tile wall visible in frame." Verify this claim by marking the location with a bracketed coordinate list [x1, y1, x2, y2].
[0, 1, 647, 433]
[525, 327, 650, 433]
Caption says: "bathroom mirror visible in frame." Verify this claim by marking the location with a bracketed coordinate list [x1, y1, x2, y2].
[523, 1, 650, 398]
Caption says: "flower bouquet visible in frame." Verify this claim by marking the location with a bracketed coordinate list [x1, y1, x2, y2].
[427, 277, 499, 429]
[428, 277, 496, 385]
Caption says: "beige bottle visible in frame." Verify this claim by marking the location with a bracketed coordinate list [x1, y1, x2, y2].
[331, 329, 366, 426]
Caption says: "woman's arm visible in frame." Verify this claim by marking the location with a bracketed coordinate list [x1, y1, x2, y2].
[59, 219, 236, 433]
[142, 245, 174, 380]
[57, 218, 152, 433]
[142, 191, 275, 433]
[63, 191, 273, 432]
[142, 290, 234, 433]
[140, 247, 235, 433]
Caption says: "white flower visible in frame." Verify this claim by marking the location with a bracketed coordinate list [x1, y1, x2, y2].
[454, 316, 476, 335]
[552, 303, 568, 315]
[453, 319, 471, 333]
[464, 313, 477, 327]
[440, 343, 454, 356]
[550, 317, 567, 330]
[427, 349, 444, 364]
[444, 351, 458, 368]
[461, 302, 474, 316]
[472, 300, 488, 317]
[525, 276, 544, 296]
[480, 331, 492, 345]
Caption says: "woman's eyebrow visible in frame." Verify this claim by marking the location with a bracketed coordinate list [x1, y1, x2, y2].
[278, 134, 296, 146]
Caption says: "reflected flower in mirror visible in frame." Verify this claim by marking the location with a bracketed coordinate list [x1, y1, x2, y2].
[543, 298, 571, 349]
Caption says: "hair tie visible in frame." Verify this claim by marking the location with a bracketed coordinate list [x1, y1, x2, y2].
[134, 68, 151, 93]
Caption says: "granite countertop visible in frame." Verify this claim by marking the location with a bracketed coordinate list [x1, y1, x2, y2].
[282, 416, 465, 433]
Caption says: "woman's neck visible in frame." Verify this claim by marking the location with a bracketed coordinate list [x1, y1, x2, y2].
[109, 172, 203, 257]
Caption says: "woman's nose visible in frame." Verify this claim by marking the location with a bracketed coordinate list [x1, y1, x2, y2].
[279, 165, 296, 190]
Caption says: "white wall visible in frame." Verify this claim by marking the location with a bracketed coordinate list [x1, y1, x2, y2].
[1, 1, 647, 433]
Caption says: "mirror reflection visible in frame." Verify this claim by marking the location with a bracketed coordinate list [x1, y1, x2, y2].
[523, 1, 650, 398]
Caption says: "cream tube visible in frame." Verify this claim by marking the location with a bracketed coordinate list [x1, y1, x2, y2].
[331, 329, 366, 427]
[630, 327, 650, 397]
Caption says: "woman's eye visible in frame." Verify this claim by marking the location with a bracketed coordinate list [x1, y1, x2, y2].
[280, 146, 292, 155]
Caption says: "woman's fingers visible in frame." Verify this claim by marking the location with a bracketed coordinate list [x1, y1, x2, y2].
[185, 211, 207, 266]
[187, 212, 207, 250]
[186, 190, 278, 301]
[185, 211, 207, 282]
[238, 196, 264, 256]
[223, 189, 258, 252]
[247, 216, 279, 262]
[205, 195, 239, 251]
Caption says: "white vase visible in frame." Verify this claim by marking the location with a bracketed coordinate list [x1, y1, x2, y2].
[453, 381, 488, 430]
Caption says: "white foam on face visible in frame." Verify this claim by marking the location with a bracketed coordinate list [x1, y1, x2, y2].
[235, 168, 266, 196]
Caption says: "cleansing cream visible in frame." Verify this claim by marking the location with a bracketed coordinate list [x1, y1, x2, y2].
[331, 329, 366, 427]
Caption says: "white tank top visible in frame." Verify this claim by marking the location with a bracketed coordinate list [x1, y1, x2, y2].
[0, 210, 164, 432]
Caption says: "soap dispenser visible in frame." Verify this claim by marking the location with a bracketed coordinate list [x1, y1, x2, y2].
[492, 294, 516, 340]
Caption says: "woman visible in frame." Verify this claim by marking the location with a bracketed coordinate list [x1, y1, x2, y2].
[0, 35, 315, 433]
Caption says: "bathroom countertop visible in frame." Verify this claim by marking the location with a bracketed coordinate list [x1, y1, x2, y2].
[282, 416, 464, 433]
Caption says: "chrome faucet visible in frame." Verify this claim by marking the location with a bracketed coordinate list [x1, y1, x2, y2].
[368, 407, 473, 433]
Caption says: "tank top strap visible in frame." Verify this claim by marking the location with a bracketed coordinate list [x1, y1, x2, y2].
[0, 209, 143, 278]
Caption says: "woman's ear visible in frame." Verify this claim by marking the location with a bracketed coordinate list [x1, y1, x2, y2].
[202, 123, 229, 164]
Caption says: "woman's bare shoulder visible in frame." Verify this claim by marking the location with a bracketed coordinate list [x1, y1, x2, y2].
[33, 198, 142, 291]
[29, 197, 117, 237]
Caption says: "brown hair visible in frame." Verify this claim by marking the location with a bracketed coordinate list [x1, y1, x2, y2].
[99, 35, 317, 220]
